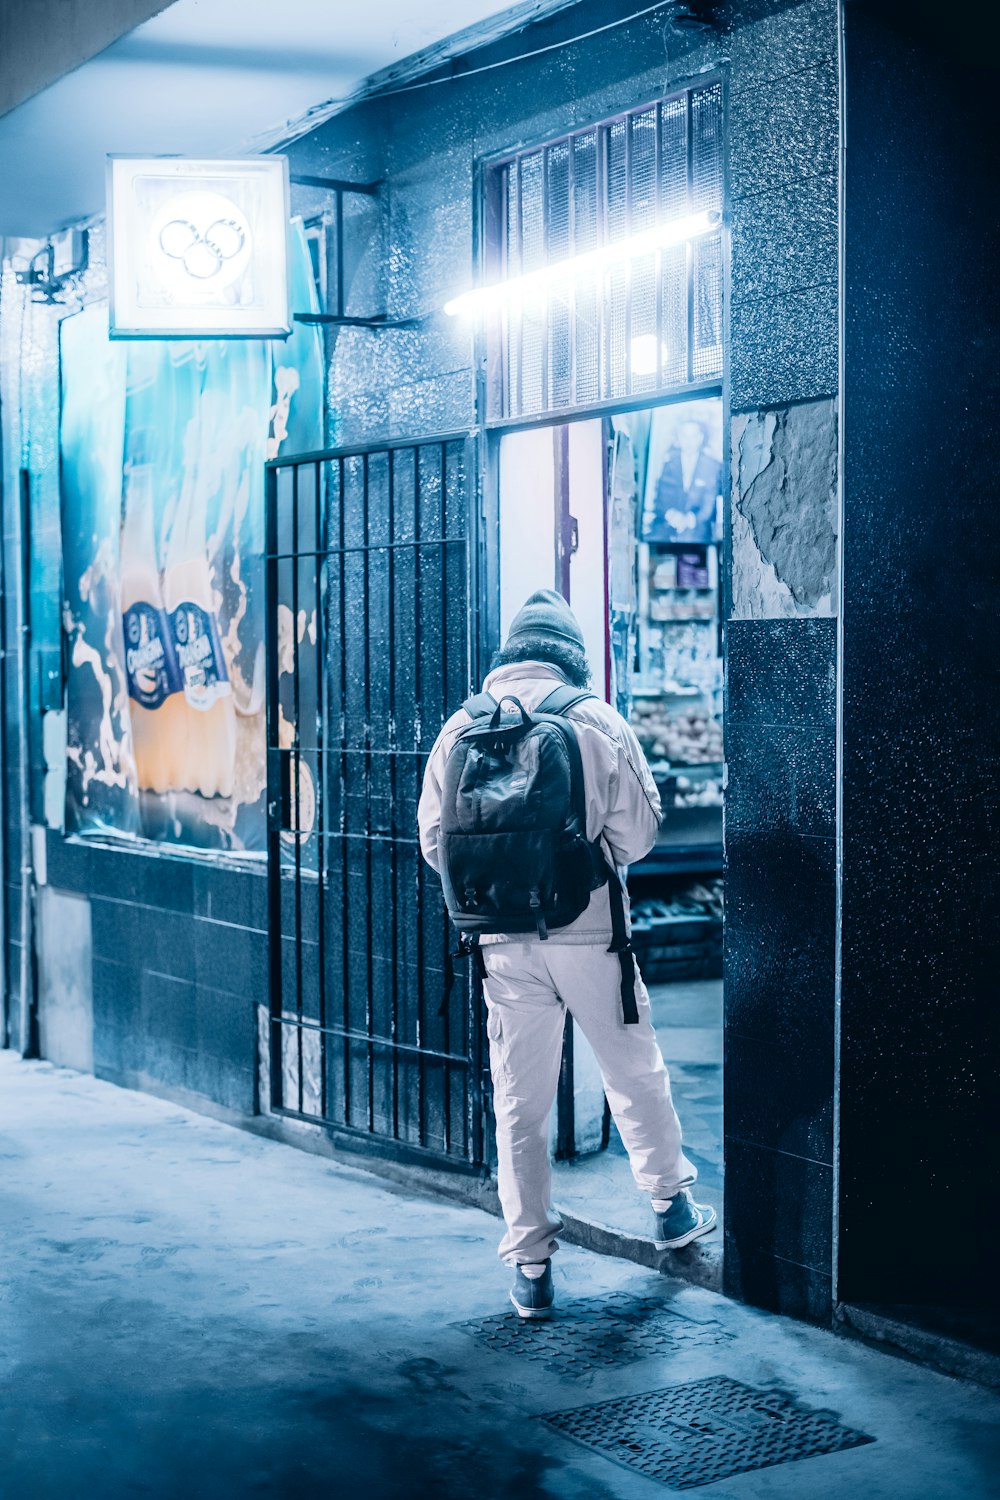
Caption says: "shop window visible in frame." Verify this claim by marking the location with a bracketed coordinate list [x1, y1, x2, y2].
[484, 83, 723, 419]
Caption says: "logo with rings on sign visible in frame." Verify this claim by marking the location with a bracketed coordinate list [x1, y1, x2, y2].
[148, 189, 253, 301]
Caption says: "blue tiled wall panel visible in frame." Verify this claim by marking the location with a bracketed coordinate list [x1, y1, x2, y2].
[724, 830, 836, 1052]
[50, 834, 263, 1117]
[723, 618, 838, 1316]
[730, 173, 838, 304]
[724, 1139, 833, 1274]
[729, 60, 839, 200]
[839, 1, 999, 1305]
[730, 284, 839, 411]
[724, 1241, 834, 1324]
[3, 4, 845, 1247]
[728, 0, 838, 81]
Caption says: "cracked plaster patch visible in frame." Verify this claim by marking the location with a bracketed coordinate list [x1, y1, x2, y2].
[731, 399, 838, 619]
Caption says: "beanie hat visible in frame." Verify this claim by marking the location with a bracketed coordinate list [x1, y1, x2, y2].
[503, 588, 585, 652]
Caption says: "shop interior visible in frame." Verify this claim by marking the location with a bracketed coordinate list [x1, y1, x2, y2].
[498, 395, 724, 1240]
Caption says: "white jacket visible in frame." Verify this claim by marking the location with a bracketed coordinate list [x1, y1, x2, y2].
[417, 660, 662, 944]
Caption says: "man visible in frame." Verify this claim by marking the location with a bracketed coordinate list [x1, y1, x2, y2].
[418, 589, 716, 1319]
[643, 416, 722, 543]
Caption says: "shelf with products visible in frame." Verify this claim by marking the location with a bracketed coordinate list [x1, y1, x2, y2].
[649, 759, 722, 776]
[631, 841, 724, 879]
[626, 461, 723, 880]
[655, 767, 723, 810]
[651, 612, 717, 623]
[616, 399, 725, 929]
[630, 653, 723, 867]
[626, 867, 724, 981]
[646, 539, 718, 585]
[631, 692, 724, 767]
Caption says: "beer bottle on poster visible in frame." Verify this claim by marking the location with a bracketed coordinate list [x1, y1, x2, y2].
[120, 460, 183, 792]
[164, 466, 237, 799]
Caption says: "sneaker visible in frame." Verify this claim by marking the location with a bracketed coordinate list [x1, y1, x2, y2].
[510, 1260, 554, 1320]
[652, 1189, 717, 1250]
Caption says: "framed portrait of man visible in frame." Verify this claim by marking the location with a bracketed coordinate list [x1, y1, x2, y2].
[641, 396, 724, 544]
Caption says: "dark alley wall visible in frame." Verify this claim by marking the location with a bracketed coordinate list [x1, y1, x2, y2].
[838, 0, 1000, 1306]
[297, 2, 843, 1324]
[3, 0, 844, 1323]
[721, 0, 840, 1323]
[0, 221, 268, 1109]
[293, 0, 843, 1322]
[44, 836, 263, 1114]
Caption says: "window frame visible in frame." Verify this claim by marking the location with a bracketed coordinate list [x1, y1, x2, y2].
[475, 75, 727, 428]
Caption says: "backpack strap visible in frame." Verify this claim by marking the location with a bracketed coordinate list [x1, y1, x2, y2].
[535, 684, 595, 717]
[439, 931, 487, 1017]
[604, 854, 639, 1024]
[462, 691, 499, 720]
[537, 687, 638, 1025]
[534, 685, 591, 841]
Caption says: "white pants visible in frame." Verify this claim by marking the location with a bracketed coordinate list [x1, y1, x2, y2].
[483, 942, 696, 1265]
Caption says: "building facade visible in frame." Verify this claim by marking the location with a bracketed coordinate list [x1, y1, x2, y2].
[1, 0, 995, 1356]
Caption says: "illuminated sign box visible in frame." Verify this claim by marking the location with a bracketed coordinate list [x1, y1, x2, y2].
[108, 156, 290, 338]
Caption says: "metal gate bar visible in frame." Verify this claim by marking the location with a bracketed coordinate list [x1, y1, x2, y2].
[265, 434, 486, 1168]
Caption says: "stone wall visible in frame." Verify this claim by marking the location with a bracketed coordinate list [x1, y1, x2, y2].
[722, 0, 841, 1320]
[838, 0, 998, 1308]
[2, 2, 846, 1322]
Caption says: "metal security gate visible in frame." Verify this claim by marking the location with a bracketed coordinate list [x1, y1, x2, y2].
[264, 434, 487, 1167]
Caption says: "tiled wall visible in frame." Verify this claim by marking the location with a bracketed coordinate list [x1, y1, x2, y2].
[838, 1, 998, 1306]
[723, 0, 841, 1321]
[3, 3, 846, 1318]
[44, 835, 264, 1115]
[3, 0, 731, 1089]
[724, 619, 837, 1319]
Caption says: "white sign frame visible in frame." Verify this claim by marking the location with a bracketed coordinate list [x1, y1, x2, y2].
[107, 155, 291, 339]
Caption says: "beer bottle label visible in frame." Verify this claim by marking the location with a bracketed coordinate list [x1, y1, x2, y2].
[123, 601, 182, 709]
[170, 602, 232, 710]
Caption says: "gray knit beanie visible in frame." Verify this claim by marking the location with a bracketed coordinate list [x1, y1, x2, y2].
[503, 588, 585, 652]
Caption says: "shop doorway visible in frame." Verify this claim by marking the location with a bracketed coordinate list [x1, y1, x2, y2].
[496, 397, 724, 1238]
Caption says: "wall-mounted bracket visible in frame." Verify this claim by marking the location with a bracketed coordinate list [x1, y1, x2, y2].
[289, 173, 382, 197]
[15, 229, 88, 304]
[292, 312, 419, 329]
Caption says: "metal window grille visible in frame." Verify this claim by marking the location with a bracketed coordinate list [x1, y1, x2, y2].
[265, 436, 488, 1167]
[485, 82, 723, 419]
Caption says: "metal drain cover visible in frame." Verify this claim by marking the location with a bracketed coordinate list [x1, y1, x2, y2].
[541, 1375, 874, 1489]
[453, 1293, 733, 1376]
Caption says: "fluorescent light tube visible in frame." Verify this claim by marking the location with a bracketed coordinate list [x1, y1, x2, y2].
[444, 208, 721, 318]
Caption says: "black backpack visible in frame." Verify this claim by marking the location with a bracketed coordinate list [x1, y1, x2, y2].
[438, 685, 638, 1023]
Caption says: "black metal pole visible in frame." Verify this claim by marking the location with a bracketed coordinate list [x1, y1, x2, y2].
[0, 427, 7, 1047]
[264, 463, 283, 1110]
[17, 468, 39, 1059]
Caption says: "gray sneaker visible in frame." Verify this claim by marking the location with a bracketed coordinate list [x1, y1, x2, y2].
[652, 1189, 717, 1249]
[510, 1260, 554, 1319]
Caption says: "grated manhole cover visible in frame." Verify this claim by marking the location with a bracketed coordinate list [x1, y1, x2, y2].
[453, 1293, 733, 1376]
[540, 1375, 874, 1489]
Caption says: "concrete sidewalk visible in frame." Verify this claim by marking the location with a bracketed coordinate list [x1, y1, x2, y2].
[1, 1052, 997, 1500]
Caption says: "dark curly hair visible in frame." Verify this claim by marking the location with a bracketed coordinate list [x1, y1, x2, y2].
[490, 632, 591, 688]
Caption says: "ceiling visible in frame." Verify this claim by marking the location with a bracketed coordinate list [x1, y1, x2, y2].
[0, 0, 576, 238]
